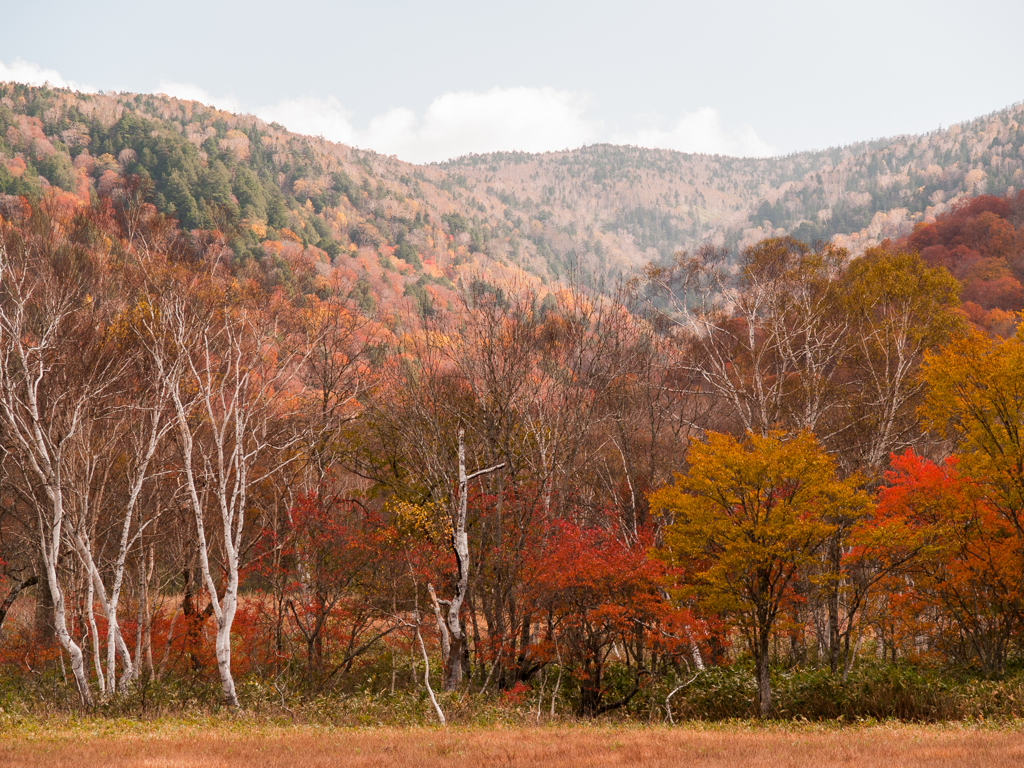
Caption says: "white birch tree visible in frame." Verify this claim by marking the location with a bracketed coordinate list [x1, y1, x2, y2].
[0, 211, 128, 706]
[136, 269, 301, 708]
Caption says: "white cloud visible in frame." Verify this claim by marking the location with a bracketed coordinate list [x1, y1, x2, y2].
[157, 81, 244, 114]
[0, 64, 777, 161]
[252, 87, 599, 164]
[257, 95, 357, 145]
[0, 58, 95, 93]
[626, 107, 776, 157]
[362, 107, 419, 153]
[259, 89, 775, 162]
[155, 87, 362, 148]
[368, 87, 599, 163]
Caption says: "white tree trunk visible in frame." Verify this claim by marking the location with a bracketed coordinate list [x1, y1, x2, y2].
[39, 499, 93, 707]
[441, 429, 503, 690]
[0, 233, 128, 707]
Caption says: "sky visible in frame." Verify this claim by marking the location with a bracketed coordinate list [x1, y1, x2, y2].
[1, 0, 1022, 164]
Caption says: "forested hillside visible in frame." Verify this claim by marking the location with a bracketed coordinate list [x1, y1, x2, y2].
[2, 83, 1023, 302]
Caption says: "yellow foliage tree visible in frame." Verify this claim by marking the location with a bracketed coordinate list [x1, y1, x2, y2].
[651, 431, 869, 716]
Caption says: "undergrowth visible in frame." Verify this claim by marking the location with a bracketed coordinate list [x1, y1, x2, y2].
[6, 660, 1024, 726]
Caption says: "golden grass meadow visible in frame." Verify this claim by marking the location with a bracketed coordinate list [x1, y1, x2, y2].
[2, 720, 1024, 767]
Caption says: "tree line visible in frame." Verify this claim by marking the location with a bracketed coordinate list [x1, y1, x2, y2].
[0, 183, 1021, 720]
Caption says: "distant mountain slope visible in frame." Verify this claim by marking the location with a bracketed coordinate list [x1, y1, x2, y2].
[1, 82, 1022, 303]
[444, 103, 1024, 271]
[895, 191, 1024, 337]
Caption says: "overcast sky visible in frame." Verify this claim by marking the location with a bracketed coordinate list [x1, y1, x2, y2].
[1, 0, 1022, 163]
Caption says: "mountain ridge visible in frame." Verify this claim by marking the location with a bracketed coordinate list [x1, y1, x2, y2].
[1, 82, 1022, 308]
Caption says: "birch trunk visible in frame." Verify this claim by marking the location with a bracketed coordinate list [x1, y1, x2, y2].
[442, 429, 503, 690]
[444, 429, 471, 690]
[39, 491, 93, 707]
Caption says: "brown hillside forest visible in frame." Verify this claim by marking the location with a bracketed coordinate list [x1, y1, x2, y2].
[2, 82, 1024, 723]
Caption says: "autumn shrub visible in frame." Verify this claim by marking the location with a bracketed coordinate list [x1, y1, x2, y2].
[9, 652, 1024, 725]
[656, 661, 1024, 722]
[658, 664, 761, 720]
[0, 664, 74, 714]
[524, 520, 689, 716]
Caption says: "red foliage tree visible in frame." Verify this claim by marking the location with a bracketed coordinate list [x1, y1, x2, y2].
[871, 451, 1024, 673]
[248, 491, 403, 684]
[524, 519, 693, 716]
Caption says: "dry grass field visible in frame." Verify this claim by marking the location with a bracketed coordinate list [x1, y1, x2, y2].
[1, 722, 1022, 767]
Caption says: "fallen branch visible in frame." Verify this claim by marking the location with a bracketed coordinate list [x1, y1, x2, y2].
[414, 622, 446, 726]
[593, 669, 650, 716]
[665, 669, 701, 725]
